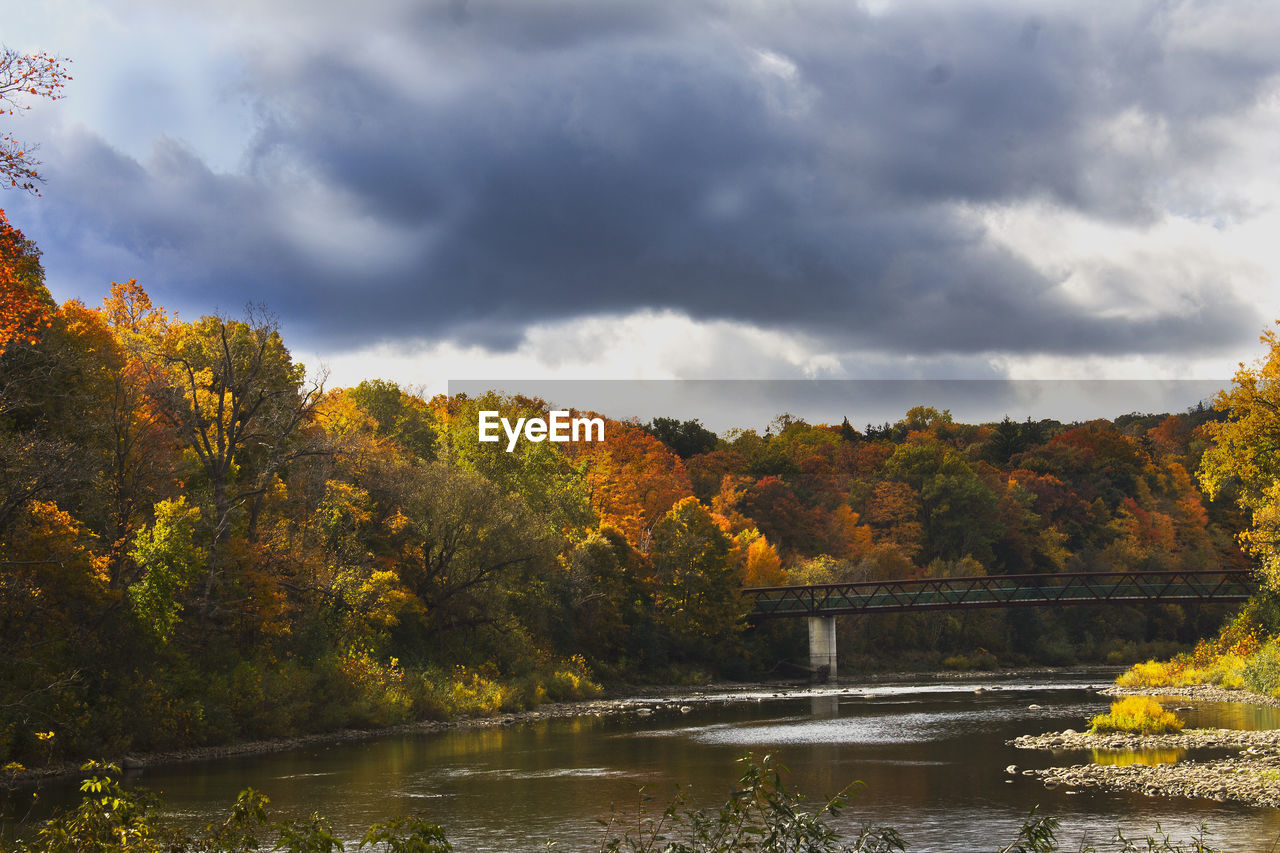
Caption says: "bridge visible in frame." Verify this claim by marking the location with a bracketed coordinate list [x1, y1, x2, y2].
[742, 569, 1256, 681]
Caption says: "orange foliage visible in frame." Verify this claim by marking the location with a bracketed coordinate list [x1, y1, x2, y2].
[820, 504, 875, 561]
[1, 48, 72, 194]
[0, 208, 52, 352]
[581, 423, 693, 547]
[741, 535, 786, 587]
[862, 480, 923, 560]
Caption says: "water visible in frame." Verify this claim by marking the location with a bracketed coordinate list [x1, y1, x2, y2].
[10, 675, 1280, 851]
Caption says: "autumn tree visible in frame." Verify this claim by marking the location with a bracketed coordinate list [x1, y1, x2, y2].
[580, 422, 693, 549]
[1200, 322, 1280, 585]
[0, 47, 72, 194]
[93, 281, 179, 584]
[153, 310, 323, 603]
[0, 208, 53, 354]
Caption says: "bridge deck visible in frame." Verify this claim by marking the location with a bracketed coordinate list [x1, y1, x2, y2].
[743, 569, 1254, 618]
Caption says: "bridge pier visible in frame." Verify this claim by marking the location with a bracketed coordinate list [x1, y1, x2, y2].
[808, 615, 837, 682]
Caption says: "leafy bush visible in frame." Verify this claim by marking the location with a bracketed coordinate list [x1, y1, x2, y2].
[7, 762, 451, 853]
[1088, 697, 1184, 735]
[594, 753, 905, 853]
[5, 759, 1230, 852]
[544, 655, 604, 701]
[1242, 637, 1280, 696]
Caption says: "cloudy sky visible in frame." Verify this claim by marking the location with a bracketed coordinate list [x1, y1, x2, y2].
[6, 0, 1280, 424]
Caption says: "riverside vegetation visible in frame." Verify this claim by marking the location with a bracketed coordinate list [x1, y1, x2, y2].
[0, 757, 1234, 853]
[4, 101, 1280, 777]
[1, 227, 1259, 770]
[1087, 697, 1185, 736]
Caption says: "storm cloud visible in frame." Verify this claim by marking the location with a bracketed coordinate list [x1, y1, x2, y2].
[10, 0, 1280, 370]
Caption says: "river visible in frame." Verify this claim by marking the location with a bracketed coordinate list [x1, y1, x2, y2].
[10, 673, 1280, 851]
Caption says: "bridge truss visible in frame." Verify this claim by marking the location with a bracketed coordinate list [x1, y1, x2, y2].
[743, 569, 1255, 619]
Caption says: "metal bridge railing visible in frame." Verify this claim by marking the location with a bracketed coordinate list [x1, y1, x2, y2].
[743, 569, 1256, 618]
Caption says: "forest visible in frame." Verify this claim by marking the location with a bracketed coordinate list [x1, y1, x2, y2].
[1, 197, 1264, 769]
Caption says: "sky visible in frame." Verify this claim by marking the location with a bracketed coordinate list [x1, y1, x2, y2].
[6, 0, 1280, 428]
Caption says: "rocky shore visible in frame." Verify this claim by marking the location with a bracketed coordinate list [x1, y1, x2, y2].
[1100, 682, 1280, 709]
[1010, 684, 1280, 807]
[1015, 750, 1280, 807]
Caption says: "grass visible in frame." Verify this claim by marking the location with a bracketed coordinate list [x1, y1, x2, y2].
[1088, 696, 1185, 735]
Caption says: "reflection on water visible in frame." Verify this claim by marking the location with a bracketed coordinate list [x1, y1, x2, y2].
[1178, 699, 1280, 731]
[9, 676, 1280, 852]
[1091, 748, 1187, 767]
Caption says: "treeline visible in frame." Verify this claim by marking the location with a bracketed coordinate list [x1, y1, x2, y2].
[0, 212, 1249, 766]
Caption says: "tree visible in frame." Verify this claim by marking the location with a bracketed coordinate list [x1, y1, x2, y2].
[391, 462, 559, 655]
[0, 47, 72, 195]
[346, 379, 437, 462]
[0, 208, 53, 353]
[154, 310, 323, 603]
[128, 497, 205, 642]
[648, 497, 744, 663]
[444, 392, 595, 537]
[882, 439, 1001, 564]
[580, 422, 693, 549]
[96, 281, 179, 585]
[644, 417, 719, 459]
[1200, 322, 1280, 586]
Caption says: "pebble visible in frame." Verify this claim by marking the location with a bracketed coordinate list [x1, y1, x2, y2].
[1011, 683, 1280, 808]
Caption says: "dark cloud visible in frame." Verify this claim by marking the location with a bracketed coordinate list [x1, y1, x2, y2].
[27, 0, 1276, 359]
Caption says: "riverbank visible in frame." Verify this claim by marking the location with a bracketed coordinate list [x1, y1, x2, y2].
[1010, 683, 1280, 807]
[6, 666, 1112, 787]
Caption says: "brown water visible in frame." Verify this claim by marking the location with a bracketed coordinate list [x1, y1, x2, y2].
[10, 675, 1280, 851]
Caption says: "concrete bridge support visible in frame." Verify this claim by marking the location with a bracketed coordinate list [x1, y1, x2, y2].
[808, 615, 837, 682]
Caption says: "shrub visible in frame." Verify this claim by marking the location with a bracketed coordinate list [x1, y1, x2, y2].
[1088, 696, 1184, 735]
[544, 655, 603, 701]
[1243, 637, 1280, 696]
[12, 762, 452, 852]
[595, 754, 905, 853]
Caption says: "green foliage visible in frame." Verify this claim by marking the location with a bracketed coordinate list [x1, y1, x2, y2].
[996, 808, 1059, 853]
[360, 816, 452, 853]
[5, 759, 1232, 853]
[8, 762, 451, 853]
[1242, 638, 1280, 696]
[648, 498, 745, 666]
[0, 272, 1260, 765]
[128, 497, 204, 641]
[595, 754, 904, 853]
[347, 379, 437, 462]
[444, 392, 595, 537]
[644, 417, 719, 459]
[882, 439, 1000, 564]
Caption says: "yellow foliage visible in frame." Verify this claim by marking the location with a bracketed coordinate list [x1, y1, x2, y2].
[1088, 696, 1184, 735]
[742, 534, 785, 587]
